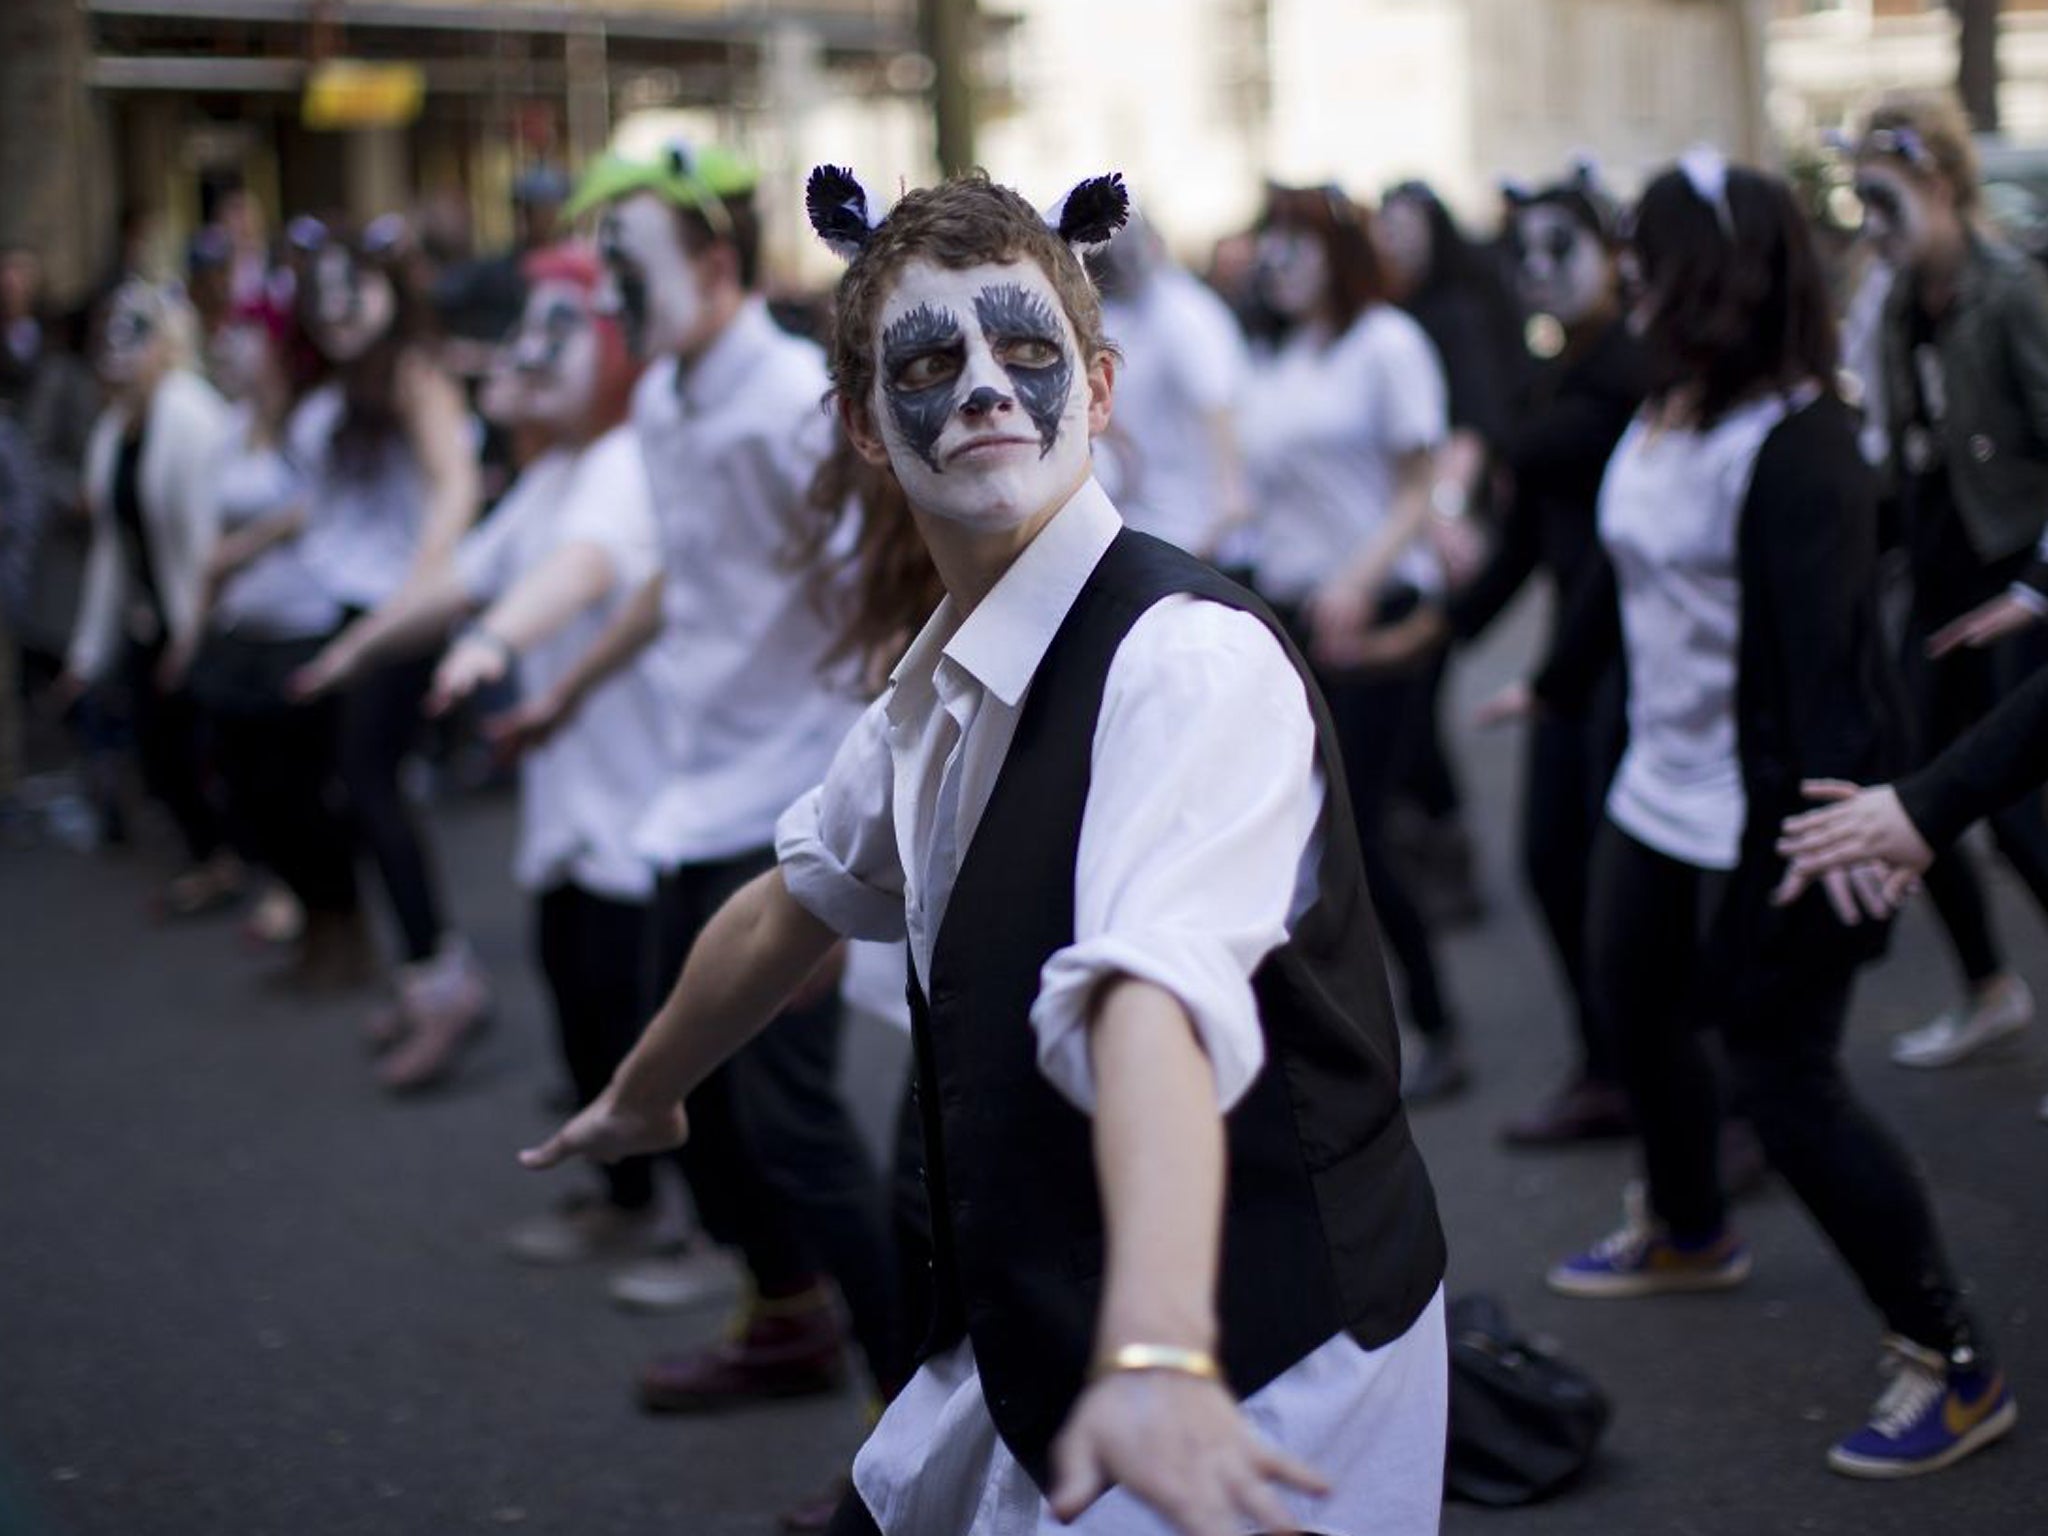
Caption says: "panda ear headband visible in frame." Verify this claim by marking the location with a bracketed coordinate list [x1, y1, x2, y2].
[1500, 155, 1621, 244]
[804, 166, 1131, 262]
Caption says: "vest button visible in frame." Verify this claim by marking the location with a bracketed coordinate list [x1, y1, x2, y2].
[1969, 433, 1996, 463]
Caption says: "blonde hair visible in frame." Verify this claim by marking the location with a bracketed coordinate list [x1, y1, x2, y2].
[1862, 92, 1982, 217]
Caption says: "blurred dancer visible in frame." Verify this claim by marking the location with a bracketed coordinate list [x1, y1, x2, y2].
[1346, 163, 1646, 1144]
[1089, 210, 1250, 555]
[524, 162, 1448, 1536]
[1238, 182, 1467, 1102]
[1530, 155, 2011, 1479]
[58, 282, 239, 910]
[291, 220, 489, 1090]
[534, 144, 900, 1430]
[1856, 94, 2048, 1068]
[184, 301, 365, 988]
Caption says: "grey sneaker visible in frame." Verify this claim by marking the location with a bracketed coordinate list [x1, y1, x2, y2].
[1892, 977, 2033, 1069]
[505, 1197, 664, 1266]
[607, 1244, 744, 1313]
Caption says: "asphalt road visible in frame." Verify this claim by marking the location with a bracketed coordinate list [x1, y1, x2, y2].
[3, 594, 2044, 1536]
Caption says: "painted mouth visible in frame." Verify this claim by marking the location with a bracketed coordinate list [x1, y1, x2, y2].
[943, 435, 1038, 466]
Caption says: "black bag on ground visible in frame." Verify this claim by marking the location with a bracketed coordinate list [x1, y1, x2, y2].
[1446, 1292, 1612, 1506]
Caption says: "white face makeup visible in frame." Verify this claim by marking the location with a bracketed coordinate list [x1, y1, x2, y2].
[207, 321, 272, 403]
[1376, 196, 1432, 291]
[307, 246, 395, 363]
[867, 258, 1095, 533]
[98, 284, 163, 389]
[1514, 202, 1613, 328]
[1256, 228, 1329, 320]
[1854, 163, 1928, 269]
[598, 192, 703, 360]
[507, 278, 603, 432]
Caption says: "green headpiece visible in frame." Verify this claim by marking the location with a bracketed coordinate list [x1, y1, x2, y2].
[565, 140, 756, 234]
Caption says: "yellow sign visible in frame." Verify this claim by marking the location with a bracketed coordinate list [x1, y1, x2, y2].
[303, 61, 426, 130]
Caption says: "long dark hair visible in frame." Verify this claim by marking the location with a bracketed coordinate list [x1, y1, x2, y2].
[300, 226, 435, 481]
[1259, 183, 1388, 336]
[1629, 162, 1837, 428]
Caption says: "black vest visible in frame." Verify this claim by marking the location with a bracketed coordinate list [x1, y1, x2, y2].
[907, 529, 1446, 1490]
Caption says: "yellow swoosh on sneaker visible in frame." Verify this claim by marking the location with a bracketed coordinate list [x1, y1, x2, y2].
[1943, 1376, 2005, 1439]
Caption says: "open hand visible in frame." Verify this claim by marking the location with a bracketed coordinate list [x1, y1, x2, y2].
[481, 687, 570, 763]
[1772, 779, 1932, 919]
[519, 1084, 689, 1171]
[1048, 1371, 1327, 1536]
[426, 632, 510, 717]
[288, 639, 359, 702]
[1306, 576, 1376, 671]
[1928, 593, 2043, 658]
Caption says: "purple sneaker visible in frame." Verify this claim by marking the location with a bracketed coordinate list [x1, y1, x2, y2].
[1828, 1336, 2017, 1479]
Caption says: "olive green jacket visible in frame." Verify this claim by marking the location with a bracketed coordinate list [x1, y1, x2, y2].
[1881, 232, 2048, 588]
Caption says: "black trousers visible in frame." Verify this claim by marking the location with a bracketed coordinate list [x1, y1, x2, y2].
[1519, 671, 1625, 1084]
[337, 649, 447, 963]
[1590, 820, 1977, 1356]
[121, 638, 224, 865]
[653, 850, 902, 1391]
[537, 881, 656, 1211]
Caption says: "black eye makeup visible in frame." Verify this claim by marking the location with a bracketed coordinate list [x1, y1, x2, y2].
[973, 284, 1072, 454]
[876, 281, 1077, 471]
[881, 302, 966, 470]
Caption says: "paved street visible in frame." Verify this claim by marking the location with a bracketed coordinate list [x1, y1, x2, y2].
[3, 599, 2045, 1536]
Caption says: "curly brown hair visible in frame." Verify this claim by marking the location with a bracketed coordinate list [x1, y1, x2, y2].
[805, 172, 1117, 680]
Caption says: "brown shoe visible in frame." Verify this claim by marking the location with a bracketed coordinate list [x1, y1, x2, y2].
[265, 910, 376, 997]
[638, 1285, 846, 1414]
[1500, 1078, 1635, 1148]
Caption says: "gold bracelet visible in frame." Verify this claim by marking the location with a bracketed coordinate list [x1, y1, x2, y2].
[1088, 1343, 1223, 1383]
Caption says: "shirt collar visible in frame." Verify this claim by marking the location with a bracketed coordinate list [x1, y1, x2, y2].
[675, 297, 772, 416]
[883, 475, 1122, 726]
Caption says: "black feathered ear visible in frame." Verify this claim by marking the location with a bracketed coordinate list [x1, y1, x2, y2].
[806, 165, 884, 261]
[1045, 173, 1130, 252]
[1499, 178, 1537, 207]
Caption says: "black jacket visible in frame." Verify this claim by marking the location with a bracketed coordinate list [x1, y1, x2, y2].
[1900, 658, 2048, 851]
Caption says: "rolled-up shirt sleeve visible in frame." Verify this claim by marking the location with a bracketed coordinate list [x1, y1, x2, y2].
[1031, 598, 1324, 1114]
[774, 696, 909, 942]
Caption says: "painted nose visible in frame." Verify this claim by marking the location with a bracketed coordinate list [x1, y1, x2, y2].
[960, 384, 1011, 419]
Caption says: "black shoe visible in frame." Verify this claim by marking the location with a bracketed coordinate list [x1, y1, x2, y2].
[1500, 1078, 1635, 1148]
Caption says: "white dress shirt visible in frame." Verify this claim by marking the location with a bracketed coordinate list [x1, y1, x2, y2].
[775, 476, 1447, 1536]
[455, 427, 670, 902]
[1239, 305, 1447, 606]
[629, 299, 865, 868]
[1602, 390, 1809, 872]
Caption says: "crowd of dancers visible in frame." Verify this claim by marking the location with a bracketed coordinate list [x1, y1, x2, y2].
[2, 82, 2043, 1535]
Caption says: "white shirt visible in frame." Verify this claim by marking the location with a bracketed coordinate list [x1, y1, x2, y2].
[291, 382, 428, 611]
[775, 477, 1447, 1536]
[629, 299, 864, 868]
[1603, 390, 1808, 871]
[1239, 305, 1447, 605]
[1098, 269, 1248, 552]
[208, 403, 343, 642]
[455, 427, 670, 901]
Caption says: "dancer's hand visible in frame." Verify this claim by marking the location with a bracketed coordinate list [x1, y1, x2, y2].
[1473, 680, 1539, 729]
[519, 1083, 688, 1170]
[288, 636, 361, 701]
[1306, 575, 1377, 671]
[1316, 604, 1448, 673]
[426, 631, 510, 717]
[1427, 509, 1488, 588]
[155, 634, 198, 694]
[1048, 1371, 1326, 1536]
[1773, 779, 1931, 918]
[1927, 592, 2043, 658]
[481, 685, 570, 762]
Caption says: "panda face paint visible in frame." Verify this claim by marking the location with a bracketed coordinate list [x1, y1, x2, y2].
[307, 246, 395, 363]
[97, 285, 161, 388]
[1854, 164, 1928, 269]
[1255, 228, 1328, 320]
[1513, 202, 1612, 328]
[869, 259, 1093, 533]
[598, 192, 703, 360]
[508, 279, 602, 432]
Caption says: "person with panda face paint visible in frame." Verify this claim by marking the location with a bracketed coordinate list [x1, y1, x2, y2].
[292, 243, 685, 1240]
[512, 144, 902, 1438]
[522, 168, 1448, 1536]
[288, 221, 489, 1090]
[1236, 182, 1469, 1106]
[1339, 165, 1649, 1147]
[1849, 94, 2048, 1071]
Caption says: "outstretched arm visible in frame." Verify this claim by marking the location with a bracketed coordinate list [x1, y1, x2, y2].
[1049, 978, 1327, 1536]
[478, 573, 664, 755]
[290, 565, 473, 699]
[520, 868, 839, 1168]
[426, 541, 617, 715]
